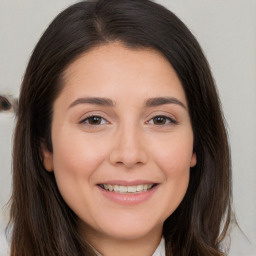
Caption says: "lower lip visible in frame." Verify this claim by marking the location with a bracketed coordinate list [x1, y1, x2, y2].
[97, 185, 159, 205]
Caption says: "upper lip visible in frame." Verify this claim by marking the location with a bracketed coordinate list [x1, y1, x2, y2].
[97, 180, 158, 186]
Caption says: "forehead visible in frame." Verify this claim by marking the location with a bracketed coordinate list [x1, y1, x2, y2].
[57, 41, 186, 106]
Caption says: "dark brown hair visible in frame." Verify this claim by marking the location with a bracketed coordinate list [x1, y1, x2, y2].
[9, 0, 232, 255]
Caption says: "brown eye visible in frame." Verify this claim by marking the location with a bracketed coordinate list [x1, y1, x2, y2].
[153, 116, 167, 125]
[81, 116, 107, 125]
[149, 115, 176, 125]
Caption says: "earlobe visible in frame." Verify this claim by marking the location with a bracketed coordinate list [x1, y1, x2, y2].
[190, 152, 197, 167]
[41, 143, 54, 172]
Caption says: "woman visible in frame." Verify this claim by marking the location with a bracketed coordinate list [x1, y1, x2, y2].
[8, 0, 232, 255]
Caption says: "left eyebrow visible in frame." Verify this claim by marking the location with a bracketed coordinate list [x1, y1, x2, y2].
[145, 97, 186, 109]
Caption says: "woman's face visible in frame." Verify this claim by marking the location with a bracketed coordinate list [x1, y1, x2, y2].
[42, 42, 196, 245]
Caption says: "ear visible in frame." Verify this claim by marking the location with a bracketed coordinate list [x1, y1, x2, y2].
[41, 142, 54, 172]
[190, 152, 197, 167]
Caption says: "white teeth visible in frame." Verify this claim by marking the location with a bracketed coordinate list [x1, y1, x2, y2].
[119, 186, 128, 193]
[136, 185, 144, 192]
[101, 184, 155, 193]
[127, 186, 136, 193]
[114, 185, 119, 192]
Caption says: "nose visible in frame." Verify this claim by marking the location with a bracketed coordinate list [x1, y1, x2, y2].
[109, 125, 148, 169]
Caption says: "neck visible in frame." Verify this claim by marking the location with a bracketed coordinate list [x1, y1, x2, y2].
[81, 224, 163, 256]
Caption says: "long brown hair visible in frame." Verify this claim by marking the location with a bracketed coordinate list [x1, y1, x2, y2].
[8, 0, 232, 255]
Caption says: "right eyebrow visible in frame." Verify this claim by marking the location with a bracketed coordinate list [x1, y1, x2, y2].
[68, 97, 115, 109]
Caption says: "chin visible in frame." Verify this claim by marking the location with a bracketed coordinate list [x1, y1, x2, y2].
[101, 224, 158, 241]
[92, 212, 163, 241]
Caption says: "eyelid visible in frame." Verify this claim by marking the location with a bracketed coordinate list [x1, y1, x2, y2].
[79, 115, 107, 125]
[147, 115, 178, 125]
[145, 111, 178, 124]
[79, 111, 111, 125]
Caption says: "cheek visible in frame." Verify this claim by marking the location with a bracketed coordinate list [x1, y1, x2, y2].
[151, 131, 194, 176]
[149, 132, 193, 217]
[50, 130, 111, 219]
[52, 129, 108, 176]
[50, 129, 111, 204]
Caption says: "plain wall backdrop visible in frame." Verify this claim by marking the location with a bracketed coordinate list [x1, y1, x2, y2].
[0, 1, 255, 255]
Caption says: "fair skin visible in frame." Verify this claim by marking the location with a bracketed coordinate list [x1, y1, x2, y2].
[42, 42, 196, 256]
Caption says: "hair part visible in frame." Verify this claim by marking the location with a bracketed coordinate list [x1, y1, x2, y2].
[9, 0, 232, 255]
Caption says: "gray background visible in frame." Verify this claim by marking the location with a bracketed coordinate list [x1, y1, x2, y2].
[0, 0, 255, 255]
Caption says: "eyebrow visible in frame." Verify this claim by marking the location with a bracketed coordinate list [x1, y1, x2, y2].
[145, 97, 186, 109]
[69, 97, 115, 108]
[68, 96, 186, 109]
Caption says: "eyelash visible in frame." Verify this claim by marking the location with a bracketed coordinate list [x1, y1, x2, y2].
[147, 115, 178, 126]
[79, 115, 108, 126]
[79, 115, 177, 127]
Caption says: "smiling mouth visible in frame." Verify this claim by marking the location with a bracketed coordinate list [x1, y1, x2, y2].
[98, 184, 158, 194]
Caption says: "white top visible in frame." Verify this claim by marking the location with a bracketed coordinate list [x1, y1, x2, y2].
[152, 237, 166, 256]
